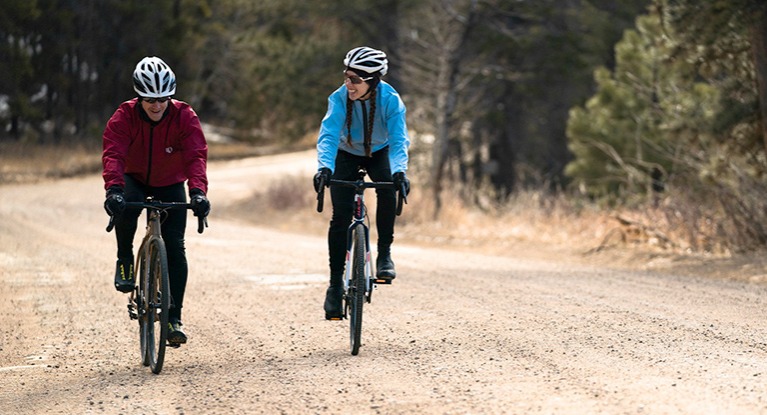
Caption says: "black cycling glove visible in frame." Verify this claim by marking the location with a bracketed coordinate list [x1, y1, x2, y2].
[313, 167, 332, 193]
[393, 172, 410, 196]
[104, 186, 126, 216]
[190, 188, 211, 218]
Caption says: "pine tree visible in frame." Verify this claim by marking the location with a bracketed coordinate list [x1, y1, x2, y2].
[566, 11, 718, 201]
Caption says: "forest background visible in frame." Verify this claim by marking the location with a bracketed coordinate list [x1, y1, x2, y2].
[3, 0, 767, 256]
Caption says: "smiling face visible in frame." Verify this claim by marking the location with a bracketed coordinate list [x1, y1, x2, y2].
[140, 97, 170, 122]
[344, 70, 371, 101]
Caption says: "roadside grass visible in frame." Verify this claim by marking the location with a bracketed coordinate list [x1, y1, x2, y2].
[223, 173, 614, 258]
[226, 174, 767, 284]
[0, 139, 682, 256]
[0, 141, 103, 183]
[0, 140, 291, 184]
[5, 141, 752, 278]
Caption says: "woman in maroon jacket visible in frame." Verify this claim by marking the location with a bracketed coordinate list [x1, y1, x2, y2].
[102, 56, 210, 344]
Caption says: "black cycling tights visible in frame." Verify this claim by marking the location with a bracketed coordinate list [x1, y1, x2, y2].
[327, 148, 396, 283]
[113, 175, 188, 321]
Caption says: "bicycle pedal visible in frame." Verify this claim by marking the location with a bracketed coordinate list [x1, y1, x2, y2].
[127, 304, 138, 320]
[166, 342, 181, 348]
[373, 278, 393, 285]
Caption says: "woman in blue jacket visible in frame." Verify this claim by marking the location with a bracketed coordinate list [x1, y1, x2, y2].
[314, 46, 411, 320]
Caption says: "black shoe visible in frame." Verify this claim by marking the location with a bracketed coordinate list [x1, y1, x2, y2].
[376, 252, 396, 280]
[114, 257, 134, 293]
[167, 319, 187, 344]
[324, 286, 344, 320]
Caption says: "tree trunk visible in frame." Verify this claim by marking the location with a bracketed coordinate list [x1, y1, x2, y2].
[432, 83, 452, 217]
[431, 0, 479, 218]
[751, 6, 767, 158]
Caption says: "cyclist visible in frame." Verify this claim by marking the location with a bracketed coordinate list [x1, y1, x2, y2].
[314, 46, 411, 320]
[102, 56, 211, 344]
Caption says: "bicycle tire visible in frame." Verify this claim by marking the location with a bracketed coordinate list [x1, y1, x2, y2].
[349, 226, 366, 355]
[138, 249, 150, 367]
[146, 238, 170, 374]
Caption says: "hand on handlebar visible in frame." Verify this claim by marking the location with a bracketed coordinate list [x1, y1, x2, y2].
[189, 188, 211, 218]
[104, 186, 126, 216]
[313, 167, 332, 193]
[393, 172, 410, 197]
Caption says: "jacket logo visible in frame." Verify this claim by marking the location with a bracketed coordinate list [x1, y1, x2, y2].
[166, 147, 173, 154]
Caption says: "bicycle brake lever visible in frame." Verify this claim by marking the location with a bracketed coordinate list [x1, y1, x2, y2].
[106, 215, 115, 232]
[197, 216, 208, 234]
[316, 178, 326, 213]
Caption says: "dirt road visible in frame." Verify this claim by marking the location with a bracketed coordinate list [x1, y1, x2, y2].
[2, 152, 767, 414]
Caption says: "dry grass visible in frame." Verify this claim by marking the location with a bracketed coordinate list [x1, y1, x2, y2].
[6, 141, 758, 280]
[0, 141, 103, 183]
[0, 140, 302, 184]
[222, 174, 616, 258]
[0, 140, 723, 258]
[223, 174, 764, 284]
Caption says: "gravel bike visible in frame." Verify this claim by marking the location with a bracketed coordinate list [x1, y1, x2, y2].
[316, 170, 407, 355]
[106, 197, 206, 374]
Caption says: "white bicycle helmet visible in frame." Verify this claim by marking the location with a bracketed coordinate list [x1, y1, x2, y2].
[133, 56, 176, 98]
[343, 46, 388, 76]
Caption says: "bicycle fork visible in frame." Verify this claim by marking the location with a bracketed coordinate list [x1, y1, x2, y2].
[344, 196, 374, 306]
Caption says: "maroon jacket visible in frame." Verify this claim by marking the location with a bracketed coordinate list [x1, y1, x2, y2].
[102, 98, 208, 193]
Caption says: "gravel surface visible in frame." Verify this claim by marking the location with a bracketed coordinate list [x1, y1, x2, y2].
[3, 152, 767, 414]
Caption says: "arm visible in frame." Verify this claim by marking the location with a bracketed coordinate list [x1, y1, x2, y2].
[316, 88, 347, 173]
[383, 89, 410, 174]
[181, 106, 209, 194]
[102, 105, 132, 190]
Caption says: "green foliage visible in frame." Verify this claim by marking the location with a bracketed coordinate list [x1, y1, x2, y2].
[397, 0, 650, 197]
[565, 0, 767, 250]
[566, 11, 719, 200]
[661, 0, 763, 159]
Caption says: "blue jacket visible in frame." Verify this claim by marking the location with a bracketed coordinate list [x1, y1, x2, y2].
[317, 81, 410, 174]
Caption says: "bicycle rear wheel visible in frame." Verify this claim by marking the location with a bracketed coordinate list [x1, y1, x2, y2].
[143, 238, 170, 374]
[349, 226, 366, 355]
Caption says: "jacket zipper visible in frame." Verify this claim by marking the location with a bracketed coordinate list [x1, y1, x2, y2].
[146, 125, 154, 185]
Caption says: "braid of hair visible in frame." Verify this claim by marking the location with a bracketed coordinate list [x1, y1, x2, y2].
[345, 96, 354, 147]
[364, 88, 377, 157]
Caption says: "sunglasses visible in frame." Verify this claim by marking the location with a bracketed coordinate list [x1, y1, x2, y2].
[343, 72, 373, 85]
[142, 96, 171, 104]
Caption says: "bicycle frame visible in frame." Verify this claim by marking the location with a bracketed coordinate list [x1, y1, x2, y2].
[117, 198, 202, 319]
[317, 174, 406, 303]
[106, 197, 206, 373]
[343, 191, 374, 304]
[130, 203, 167, 315]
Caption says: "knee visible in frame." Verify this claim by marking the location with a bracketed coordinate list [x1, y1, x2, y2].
[330, 206, 353, 228]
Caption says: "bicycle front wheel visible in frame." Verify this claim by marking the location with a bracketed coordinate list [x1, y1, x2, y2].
[349, 226, 366, 355]
[138, 251, 150, 367]
[144, 238, 170, 374]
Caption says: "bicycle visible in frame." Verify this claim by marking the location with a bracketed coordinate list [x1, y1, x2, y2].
[106, 197, 207, 374]
[316, 170, 407, 355]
